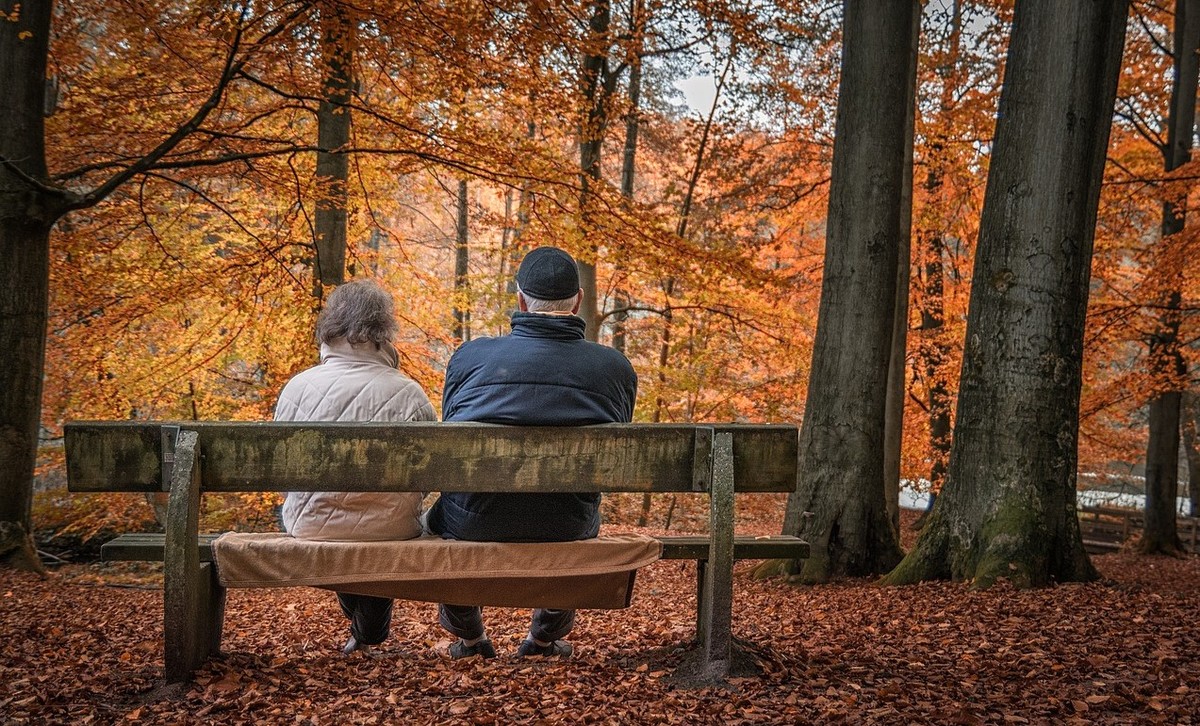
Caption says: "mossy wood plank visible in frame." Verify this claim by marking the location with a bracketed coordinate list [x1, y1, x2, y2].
[659, 535, 809, 560]
[66, 422, 798, 493]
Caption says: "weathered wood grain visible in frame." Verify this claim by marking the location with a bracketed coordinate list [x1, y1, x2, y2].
[65, 422, 798, 493]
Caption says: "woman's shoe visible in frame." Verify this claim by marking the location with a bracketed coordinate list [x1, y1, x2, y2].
[342, 636, 373, 655]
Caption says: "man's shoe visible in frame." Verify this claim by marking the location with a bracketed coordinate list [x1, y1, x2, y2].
[516, 639, 573, 658]
[342, 636, 373, 655]
[449, 638, 496, 659]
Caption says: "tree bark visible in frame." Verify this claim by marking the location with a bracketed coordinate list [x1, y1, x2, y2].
[453, 178, 471, 343]
[1183, 391, 1200, 517]
[612, 0, 644, 358]
[313, 2, 354, 290]
[506, 120, 537, 301]
[1140, 0, 1199, 554]
[781, 0, 916, 581]
[576, 0, 614, 342]
[0, 0, 59, 572]
[885, 0, 1128, 588]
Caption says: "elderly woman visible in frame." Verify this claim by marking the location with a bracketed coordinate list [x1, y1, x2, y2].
[276, 279, 434, 654]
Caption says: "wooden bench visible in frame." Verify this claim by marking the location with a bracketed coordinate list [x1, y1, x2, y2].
[64, 421, 808, 683]
[1078, 505, 1136, 553]
[1078, 504, 1200, 554]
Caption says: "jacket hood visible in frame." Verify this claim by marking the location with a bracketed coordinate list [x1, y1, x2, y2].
[319, 338, 400, 369]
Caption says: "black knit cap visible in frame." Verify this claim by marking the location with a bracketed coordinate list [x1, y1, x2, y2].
[515, 247, 580, 300]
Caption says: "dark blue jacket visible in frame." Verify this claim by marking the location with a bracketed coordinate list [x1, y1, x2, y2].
[426, 313, 637, 542]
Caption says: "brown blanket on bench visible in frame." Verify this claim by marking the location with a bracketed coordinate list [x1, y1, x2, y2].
[212, 533, 662, 610]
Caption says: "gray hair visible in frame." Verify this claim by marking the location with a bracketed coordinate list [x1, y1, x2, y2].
[315, 279, 399, 346]
[519, 287, 579, 313]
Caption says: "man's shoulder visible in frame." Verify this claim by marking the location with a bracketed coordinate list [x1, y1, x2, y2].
[447, 335, 507, 364]
[578, 340, 636, 371]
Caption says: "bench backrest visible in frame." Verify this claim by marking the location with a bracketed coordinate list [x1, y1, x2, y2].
[65, 422, 799, 494]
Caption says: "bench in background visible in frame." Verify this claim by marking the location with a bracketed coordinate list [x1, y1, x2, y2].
[65, 422, 809, 683]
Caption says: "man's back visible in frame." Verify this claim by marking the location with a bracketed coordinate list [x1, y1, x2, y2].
[442, 313, 635, 426]
[430, 312, 637, 542]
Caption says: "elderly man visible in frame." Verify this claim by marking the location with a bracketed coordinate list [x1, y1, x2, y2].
[425, 246, 638, 659]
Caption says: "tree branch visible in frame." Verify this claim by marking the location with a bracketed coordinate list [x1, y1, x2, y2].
[61, 4, 312, 212]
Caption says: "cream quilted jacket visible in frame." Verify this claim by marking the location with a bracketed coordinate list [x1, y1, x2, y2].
[277, 339, 435, 541]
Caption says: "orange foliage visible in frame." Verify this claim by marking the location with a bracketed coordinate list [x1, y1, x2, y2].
[29, 0, 1192, 535]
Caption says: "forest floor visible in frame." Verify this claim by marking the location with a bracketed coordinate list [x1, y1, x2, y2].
[2, 495, 1198, 725]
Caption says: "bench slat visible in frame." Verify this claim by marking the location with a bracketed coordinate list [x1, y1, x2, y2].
[101, 533, 809, 563]
[66, 422, 798, 494]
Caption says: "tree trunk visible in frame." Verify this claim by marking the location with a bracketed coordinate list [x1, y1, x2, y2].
[506, 120, 537, 302]
[453, 178, 471, 343]
[0, 0, 57, 573]
[313, 2, 354, 290]
[576, 0, 613, 342]
[1140, 0, 1199, 554]
[883, 2, 921, 535]
[612, 0, 644, 358]
[885, 0, 1128, 588]
[621, 0, 646, 522]
[781, 0, 916, 582]
[1183, 392, 1200, 517]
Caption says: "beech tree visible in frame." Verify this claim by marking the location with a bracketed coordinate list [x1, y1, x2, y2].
[780, 0, 918, 582]
[0, 2, 306, 569]
[885, 0, 1129, 587]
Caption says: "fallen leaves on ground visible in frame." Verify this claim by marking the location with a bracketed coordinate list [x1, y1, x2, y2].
[2, 508, 1198, 725]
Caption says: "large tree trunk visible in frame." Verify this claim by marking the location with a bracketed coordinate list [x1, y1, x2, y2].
[781, 0, 916, 582]
[1140, 0, 1199, 554]
[885, 0, 1128, 588]
[0, 0, 56, 573]
[313, 2, 354, 289]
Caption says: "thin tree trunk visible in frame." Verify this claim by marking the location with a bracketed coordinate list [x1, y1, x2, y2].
[453, 178, 470, 343]
[0, 0, 56, 573]
[621, 0, 648, 523]
[883, 2, 921, 535]
[885, 0, 1128, 588]
[1183, 392, 1200, 517]
[781, 0, 916, 582]
[1140, 0, 1199, 554]
[577, 0, 614, 342]
[313, 2, 354, 291]
[612, 0, 644, 358]
[506, 121, 537, 302]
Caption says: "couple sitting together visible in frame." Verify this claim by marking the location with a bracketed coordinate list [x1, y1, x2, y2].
[274, 247, 638, 660]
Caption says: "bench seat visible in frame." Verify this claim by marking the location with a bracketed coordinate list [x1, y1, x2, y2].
[100, 532, 810, 564]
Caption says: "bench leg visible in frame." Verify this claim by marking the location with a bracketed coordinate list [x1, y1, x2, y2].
[695, 559, 708, 646]
[198, 563, 227, 656]
[701, 431, 735, 679]
[163, 430, 214, 684]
